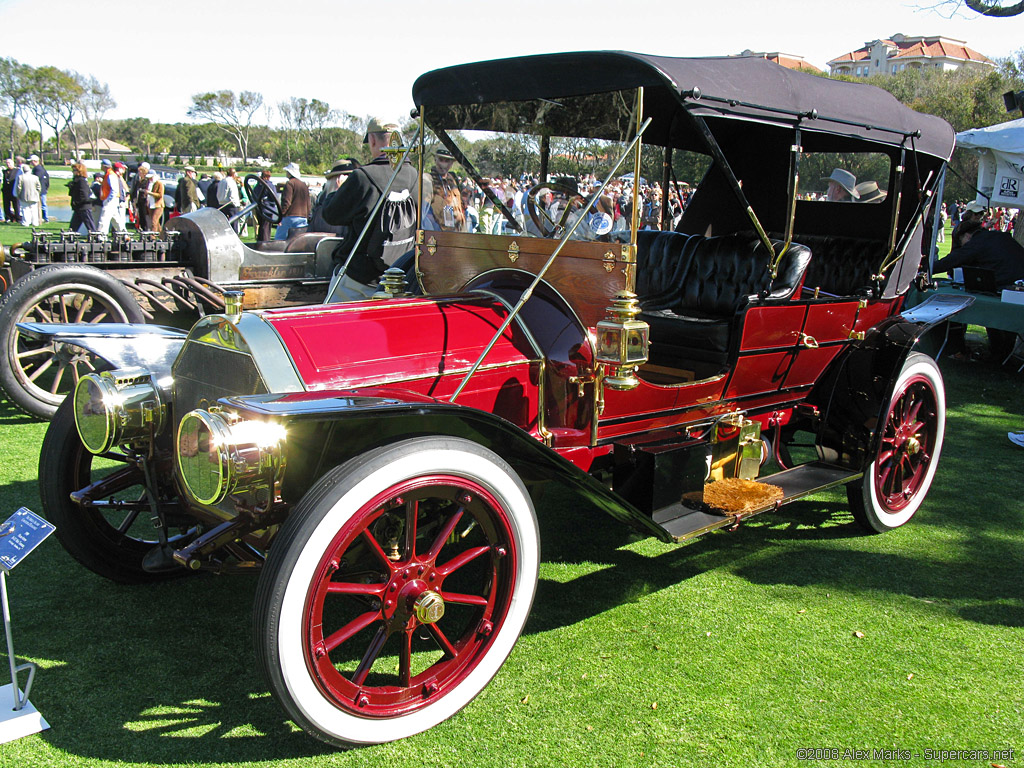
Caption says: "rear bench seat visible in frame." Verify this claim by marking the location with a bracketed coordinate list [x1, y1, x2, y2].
[635, 231, 811, 369]
[774, 233, 884, 297]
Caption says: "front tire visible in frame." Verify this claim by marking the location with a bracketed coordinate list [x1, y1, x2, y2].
[254, 437, 539, 747]
[848, 352, 945, 533]
[0, 264, 145, 419]
[39, 397, 188, 583]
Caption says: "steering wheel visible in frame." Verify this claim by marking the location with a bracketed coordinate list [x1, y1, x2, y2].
[526, 182, 585, 238]
[244, 174, 283, 225]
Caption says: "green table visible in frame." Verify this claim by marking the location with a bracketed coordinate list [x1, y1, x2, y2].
[908, 284, 1024, 335]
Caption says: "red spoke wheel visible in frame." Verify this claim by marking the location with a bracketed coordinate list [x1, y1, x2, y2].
[255, 437, 539, 746]
[848, 353, 945, 532]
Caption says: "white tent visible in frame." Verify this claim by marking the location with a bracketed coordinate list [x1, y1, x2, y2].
[956, 119, 1024, 208]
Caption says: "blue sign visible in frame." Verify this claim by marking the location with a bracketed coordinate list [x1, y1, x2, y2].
[0, 508, 55, 571]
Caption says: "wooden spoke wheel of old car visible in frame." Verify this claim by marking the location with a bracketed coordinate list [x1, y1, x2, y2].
[848, 353, 945, 533]
[254, 437, 539, 746]
[39, 398, 194, 584]
[0, 264, 145, 419]
[525, 181, 584, 237]
[244, 174, 283, 225]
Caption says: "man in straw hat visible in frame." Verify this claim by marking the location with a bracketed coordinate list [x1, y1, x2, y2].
[854, 181, 886, 204]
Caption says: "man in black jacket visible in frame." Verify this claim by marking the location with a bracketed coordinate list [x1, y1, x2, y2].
[934, 220, 1024, 287]
[321, 119, 418, 300]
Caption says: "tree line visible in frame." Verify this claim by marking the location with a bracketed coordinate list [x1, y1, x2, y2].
[1, 50, 1023, 198]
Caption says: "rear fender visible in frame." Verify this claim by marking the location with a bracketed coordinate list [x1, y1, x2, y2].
[222, 389, 671, 542]
[14, 322, 187, 376]
[806, 292, 971, 469]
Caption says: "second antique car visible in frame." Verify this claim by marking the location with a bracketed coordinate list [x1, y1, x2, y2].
[32, 52, 967, 747]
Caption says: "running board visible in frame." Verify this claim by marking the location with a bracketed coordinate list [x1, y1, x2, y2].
[651, 462, 863, 543]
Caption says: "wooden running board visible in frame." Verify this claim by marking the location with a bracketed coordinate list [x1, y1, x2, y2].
[651, 462, 863, 543]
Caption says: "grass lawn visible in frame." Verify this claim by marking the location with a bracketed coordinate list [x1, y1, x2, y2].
[0, 336, 1020, 766]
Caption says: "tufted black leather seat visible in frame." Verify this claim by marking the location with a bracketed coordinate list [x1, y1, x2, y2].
[782, 234, 883, 296]
[634, 231, 811, 368]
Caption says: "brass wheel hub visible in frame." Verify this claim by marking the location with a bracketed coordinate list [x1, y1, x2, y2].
[413, 590, 445, 624]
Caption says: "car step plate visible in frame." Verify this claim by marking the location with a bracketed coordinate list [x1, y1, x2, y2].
[652, 462, 862, 543]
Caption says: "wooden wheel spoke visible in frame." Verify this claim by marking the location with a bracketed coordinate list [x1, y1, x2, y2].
[427, 623, 458, 659]
[326, 581, 386, 597]
[439, 590, 488, 607]
[404, 498, 419, 561]
[49, 363, 67, 394]
[437, 545, 490, 578]
[91, 309, 110, 324]
[399, 629, 413, 688]
[15, 347, 51, 361]
[324, 610, 380, 653]
[360, 528, 394, 570]
[26, 356, 54, 382]
[115, 508, 143, 535]
[426, 507, 464, 561]
[350, 625, 388, 687]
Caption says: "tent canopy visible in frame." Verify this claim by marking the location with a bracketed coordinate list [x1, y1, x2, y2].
[75, 138, 132, 153]
[956, 119, 1024, 207]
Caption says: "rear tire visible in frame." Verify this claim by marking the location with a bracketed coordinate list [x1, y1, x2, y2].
[848, 353, 945, 533]
[0, 264, 145, 419]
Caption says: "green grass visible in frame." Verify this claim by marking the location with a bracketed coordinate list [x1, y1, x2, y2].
[0, 347, 1020, 767]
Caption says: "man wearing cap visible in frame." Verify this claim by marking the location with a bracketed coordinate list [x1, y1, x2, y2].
[428, 148, 465, 232]
[29, 155, 49, 222]
[97, 158, 129, 233]
[308, 158, 360, 236]
[962, 200, 988, 226]
[275, 162, 311, 240]
[321, 118, 419, 299]
[823, 168, 859, 202]
[175, 165, 201, 214]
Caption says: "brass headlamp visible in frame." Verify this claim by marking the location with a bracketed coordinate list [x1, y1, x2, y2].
[73, 368, 167, 454]
[595, 291, 649, 390]
[176, 408, 286, 506]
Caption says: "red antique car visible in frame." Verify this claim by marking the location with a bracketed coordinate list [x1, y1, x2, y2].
[32, 52, 967, 746]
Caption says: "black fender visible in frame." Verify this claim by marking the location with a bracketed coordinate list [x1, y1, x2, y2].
[14, 322, 187, 377]
[222, 390, 672, 542]
[805, 293, 972, 469]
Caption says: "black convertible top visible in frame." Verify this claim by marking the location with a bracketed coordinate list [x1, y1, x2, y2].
[412, 51, 955, 160]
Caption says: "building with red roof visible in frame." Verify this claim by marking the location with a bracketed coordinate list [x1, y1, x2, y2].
[828, 33, 994, 78]
[734, 50, 823, 74]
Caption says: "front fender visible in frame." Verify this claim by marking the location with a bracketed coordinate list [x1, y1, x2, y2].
[15, 322, 187, 376]
[222, 389, 672, 542]
[806, 292, 972, 469]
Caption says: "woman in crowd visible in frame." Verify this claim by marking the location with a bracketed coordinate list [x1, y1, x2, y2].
[68, 161, 96, 234]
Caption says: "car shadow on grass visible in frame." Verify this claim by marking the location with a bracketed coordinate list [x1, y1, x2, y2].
[25, 568, 335, 763]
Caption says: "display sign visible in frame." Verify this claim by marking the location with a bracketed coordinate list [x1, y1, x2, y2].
[0, 508, 55, 572]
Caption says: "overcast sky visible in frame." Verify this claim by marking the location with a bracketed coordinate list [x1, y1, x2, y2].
[1, 0, 1021, 128]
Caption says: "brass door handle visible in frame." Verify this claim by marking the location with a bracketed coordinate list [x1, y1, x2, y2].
[799, 333, 819, 349]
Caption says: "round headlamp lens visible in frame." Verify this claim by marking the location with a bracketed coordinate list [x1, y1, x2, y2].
[74, 374, 117, 454]
[177, 410, 232, 506]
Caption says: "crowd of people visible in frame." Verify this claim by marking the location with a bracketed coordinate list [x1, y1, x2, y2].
[1, 154, 50, 226]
